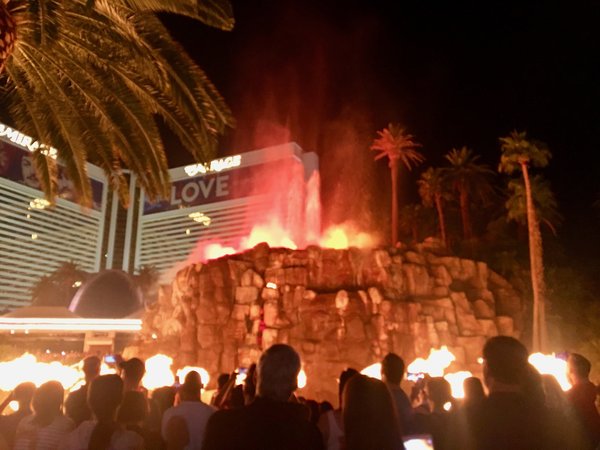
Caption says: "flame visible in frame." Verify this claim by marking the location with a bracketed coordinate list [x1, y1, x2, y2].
[320, 222, 379, 249]
[185, 216, 380, 264]
[443, 371, 473, 399]
[204, 243, 237, 260]
[0, 354, 82, 391]
[241, 219, 298, 250]
[361, 348, 470, 399]
[0, 353, 212, 395]
[360, 362, 382, 380]
[297, 369, 307, 389]
[407, 346, 456, 377]
[528, 353, 571, 391]
[142, 354, 175, 391]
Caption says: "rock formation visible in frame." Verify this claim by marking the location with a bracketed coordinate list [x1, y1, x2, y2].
[141, 242, 523, 402]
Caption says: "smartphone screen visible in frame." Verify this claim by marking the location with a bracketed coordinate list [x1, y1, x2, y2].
[104, 354, 116, 364]
[403, 434, 434, 450]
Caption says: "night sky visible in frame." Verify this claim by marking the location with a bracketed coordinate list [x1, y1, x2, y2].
[161, 0, 600, 270]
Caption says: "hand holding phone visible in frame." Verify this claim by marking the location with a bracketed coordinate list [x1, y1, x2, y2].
[403, 434, 434, 450]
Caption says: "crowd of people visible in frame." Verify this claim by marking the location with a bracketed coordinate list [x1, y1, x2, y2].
[0, 336, 598, 450]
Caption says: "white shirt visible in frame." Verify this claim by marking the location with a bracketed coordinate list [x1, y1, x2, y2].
[62, 420, 143, 450]
[14, 414, 75, 450]
[161, 400, 216, 450]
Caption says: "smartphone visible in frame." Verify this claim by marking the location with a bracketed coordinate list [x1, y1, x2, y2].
[407, 372, 425, 382]
[104, 354, 116, 364]
[403, 434, 434, 450]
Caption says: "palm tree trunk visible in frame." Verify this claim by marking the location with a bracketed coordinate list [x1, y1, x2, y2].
[434, 194, 448, 248]
[390, 160, 399, 245]
[459, 187, 473, 239]
[522, 162, 547, 351]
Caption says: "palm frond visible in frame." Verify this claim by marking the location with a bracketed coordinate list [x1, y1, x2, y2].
[2, 0, 233, 205]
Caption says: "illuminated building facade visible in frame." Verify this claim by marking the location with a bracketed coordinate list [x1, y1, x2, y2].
[0, 124, 318, 310]
[130, 143, 319, 279]
[0, 124, 110, 310]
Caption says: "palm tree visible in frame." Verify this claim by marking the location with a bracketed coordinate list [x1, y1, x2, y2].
[31, 261, 89, 307]
[499, 130, 551, 352]
[371, 123, 424, 245]
[443, 146, 494, 240]
[505, 176, 561, 236]
[0, 0, 234, 206]
[417, 167, 450, 248]
[134, 264, 160, 306]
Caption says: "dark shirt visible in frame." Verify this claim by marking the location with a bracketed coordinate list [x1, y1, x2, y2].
[64, 384, 92, 425]
[201, 396, 323, 450]
[566, 381, 600, 448]
[448, 391, 551, 450]
[386, 383, 412, 434]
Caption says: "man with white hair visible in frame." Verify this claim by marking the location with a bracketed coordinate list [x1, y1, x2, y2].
[202, 344, 323, 450]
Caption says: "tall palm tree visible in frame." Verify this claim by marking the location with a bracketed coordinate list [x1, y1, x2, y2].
[443, 146, 494, 240]
[505, 175, 561, 236]
[0, 0, 234, 206]
[371, 123, 424, 245]
[417, 167, 450, 248]
[499, 130, 551, 352]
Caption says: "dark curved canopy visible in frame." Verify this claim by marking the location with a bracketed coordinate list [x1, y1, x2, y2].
[69, 270, 141, 318]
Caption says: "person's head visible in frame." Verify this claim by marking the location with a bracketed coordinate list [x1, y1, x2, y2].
[117, 391, 148, 426]
[13, 382, 36, 411]
[425, 377, 452, 412]
[179, 371, 202, 402]
[338, 368, 359, 406]
[257, 344, 301, 402]
[227, 384, 245, 409]
[83, 356, 101, 383]
[381, 353, 405, 385]
[463, 376, 485, 405]
[32, 381, 64, 421]
[88, 374, 124, 421]
[482, 336, 529, 390]
[342, 374, 402, 450]
[119, 358, 145, 390]
[217, 373, 230, 391]
[567, 353, 591, 384]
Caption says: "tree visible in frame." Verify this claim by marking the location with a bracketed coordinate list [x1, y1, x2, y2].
[134, 265, 160, 307]
[443, 146, 495, 240]
[0, 0, 234, 206]
[499, 130, 551, 352]
[31, 261, 89, 307]
[399, 203, 424, 244]
[505, 175, 561, 236]
[418, 167, 450, 248]
[371, 123, 424, 245]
